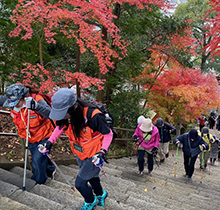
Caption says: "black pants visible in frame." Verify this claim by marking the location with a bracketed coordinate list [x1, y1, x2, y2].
[138, 150, 153, 172]
[183, 153, 198, 177]
[75, 176, 103, 203]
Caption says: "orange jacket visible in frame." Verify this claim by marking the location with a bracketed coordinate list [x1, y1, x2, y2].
[65, 107, 104, 160]
[10, 94, 54, 143]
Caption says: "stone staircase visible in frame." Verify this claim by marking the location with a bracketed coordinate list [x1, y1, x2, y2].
[1, 149, 220, 210]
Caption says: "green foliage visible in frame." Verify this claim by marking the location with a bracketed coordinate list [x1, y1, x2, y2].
[107, 90, 150, 130]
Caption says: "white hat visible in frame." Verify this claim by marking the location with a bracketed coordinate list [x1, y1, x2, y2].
[137, 115, 145, 125]
[140, 118, 153, 132]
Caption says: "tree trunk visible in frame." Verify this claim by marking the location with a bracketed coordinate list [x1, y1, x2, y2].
[39, 39, 43, 66]
[97, 26, 108, 102]
[76, 43, 81, 98]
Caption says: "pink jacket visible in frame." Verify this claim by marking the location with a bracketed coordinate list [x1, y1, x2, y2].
[132, 123, 160, 150]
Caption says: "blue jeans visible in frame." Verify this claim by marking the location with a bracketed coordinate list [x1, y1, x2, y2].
[28, 138, 55, 184]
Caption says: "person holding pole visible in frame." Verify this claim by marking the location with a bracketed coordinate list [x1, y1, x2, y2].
[174, 129, 208, 179]
[41, 88, 113, 210]
[155, 118, 176, 163]
[132, 118, 160, 175]
[0, 83, 55, 184]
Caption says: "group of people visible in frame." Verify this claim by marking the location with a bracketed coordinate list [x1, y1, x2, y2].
[1, 83, 220, 209]
[0, 83, 113, 210]
[198, 112, 220, 131]
[132, 115, 220, 180]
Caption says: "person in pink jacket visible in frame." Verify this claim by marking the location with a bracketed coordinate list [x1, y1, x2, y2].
[132, 118, 160, 175]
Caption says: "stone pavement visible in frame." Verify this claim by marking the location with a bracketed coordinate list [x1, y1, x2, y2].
[0, 145, 220, 210]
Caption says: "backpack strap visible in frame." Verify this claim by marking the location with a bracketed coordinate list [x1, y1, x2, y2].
[31, 93, 56, 128]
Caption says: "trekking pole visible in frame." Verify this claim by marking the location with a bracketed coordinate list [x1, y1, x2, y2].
[99, 166, 120, 204]
[38, 144, 75, 192]
[130, 142, 137, 160]
[22, 109, 30, 191]
[174, 144, 179, 177]
[171, 139, 174, 157]
[153, 153, 159, 168]
[200, 151, 204, 183]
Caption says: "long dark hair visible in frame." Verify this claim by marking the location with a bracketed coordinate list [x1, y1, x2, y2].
[56, 98, 90, 137]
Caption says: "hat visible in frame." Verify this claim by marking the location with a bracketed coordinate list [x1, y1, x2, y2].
[3, 84, 28, 107]
[189, 129, 199, 140]
[201, 126, 209, 134]
[137, 115, 145, 125]
[49, 88, 77, 121]
[140, 118, 153, 132]
[156, 118, 164, 128]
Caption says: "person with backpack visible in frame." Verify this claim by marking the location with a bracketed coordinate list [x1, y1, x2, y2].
[0, 83, 56, 184]
[216, 115, 220, 131]
[132, 118, 160, 175]
[155, 118, 176, 163]
[198, 127, 215, 169]
[174, 129, 208, 179]
[40, 88, 113, 210]
[198, 114, 207, 132]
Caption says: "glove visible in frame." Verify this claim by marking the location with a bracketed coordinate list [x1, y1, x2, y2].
[25, 97, 38, 110]
[92, 149, 107, 167]
[201, 144, 206, 151]
[38, 141, 52, 155]
[133, 135, 138, 142]
[151, 147, 158, 155]
[176, 141, 180, 148]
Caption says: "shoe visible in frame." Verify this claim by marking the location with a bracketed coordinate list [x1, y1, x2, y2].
[96, 189, 108, 207]
[160, 159, 165, 163]
[187, 175, 191, 179]
[148, 170, 152, 174]
[200, 165, 203, 169]
[137, 171, 143, 175]
[204, 164, 207, 168]
[165, 153, 169, 158]
[80, 196, 97, 210]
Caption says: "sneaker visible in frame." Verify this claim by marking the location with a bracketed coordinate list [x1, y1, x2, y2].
[187, 175, 191, 179]
[96, 189, 108, 207]
[204, 164, 207, 168]
[137, 171, 143, 175]
[165, 153, 169, 158]
[80, 196, 97, 210]
[148, 170, 152, 174]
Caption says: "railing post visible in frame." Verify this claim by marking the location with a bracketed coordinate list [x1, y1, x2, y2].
[126, 130, 129, 157]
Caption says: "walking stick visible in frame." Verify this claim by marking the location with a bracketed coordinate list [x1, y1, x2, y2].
[174, 144, 179, 177]
[171, 139, 174, 157]
[38, 144, 75, 192]
[99, 166, 120, 204]
[200, 151, 204, 183]
[22, 109, 30, 191]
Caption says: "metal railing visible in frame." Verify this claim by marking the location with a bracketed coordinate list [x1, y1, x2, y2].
[0, 110, 134, 157]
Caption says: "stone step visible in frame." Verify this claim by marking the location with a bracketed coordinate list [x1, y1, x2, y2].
[0, 194, 34, 210]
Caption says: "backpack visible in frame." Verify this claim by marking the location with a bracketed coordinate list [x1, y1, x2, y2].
[200, 117, 205, 126]
[31, 92, 56, 128]
[86, 100, 118, 140]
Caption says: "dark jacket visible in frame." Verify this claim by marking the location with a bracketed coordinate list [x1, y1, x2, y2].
[156, 122, 176, 143]
[174, 133, 209, 157]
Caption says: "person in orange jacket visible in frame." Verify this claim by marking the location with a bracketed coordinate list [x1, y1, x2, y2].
[41, 88, 113, 210]
[0, 83, 55, 184]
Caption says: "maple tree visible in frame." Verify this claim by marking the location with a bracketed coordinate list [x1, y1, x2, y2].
[204, 0, 220, 57]
[9, 0, 168, 95]
[146, 67, 220, 125]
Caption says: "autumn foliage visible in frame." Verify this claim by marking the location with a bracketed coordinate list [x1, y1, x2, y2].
[9, 0, 168, 92]
[146, 67, 220, 124]
[204, 0, 220, 56]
